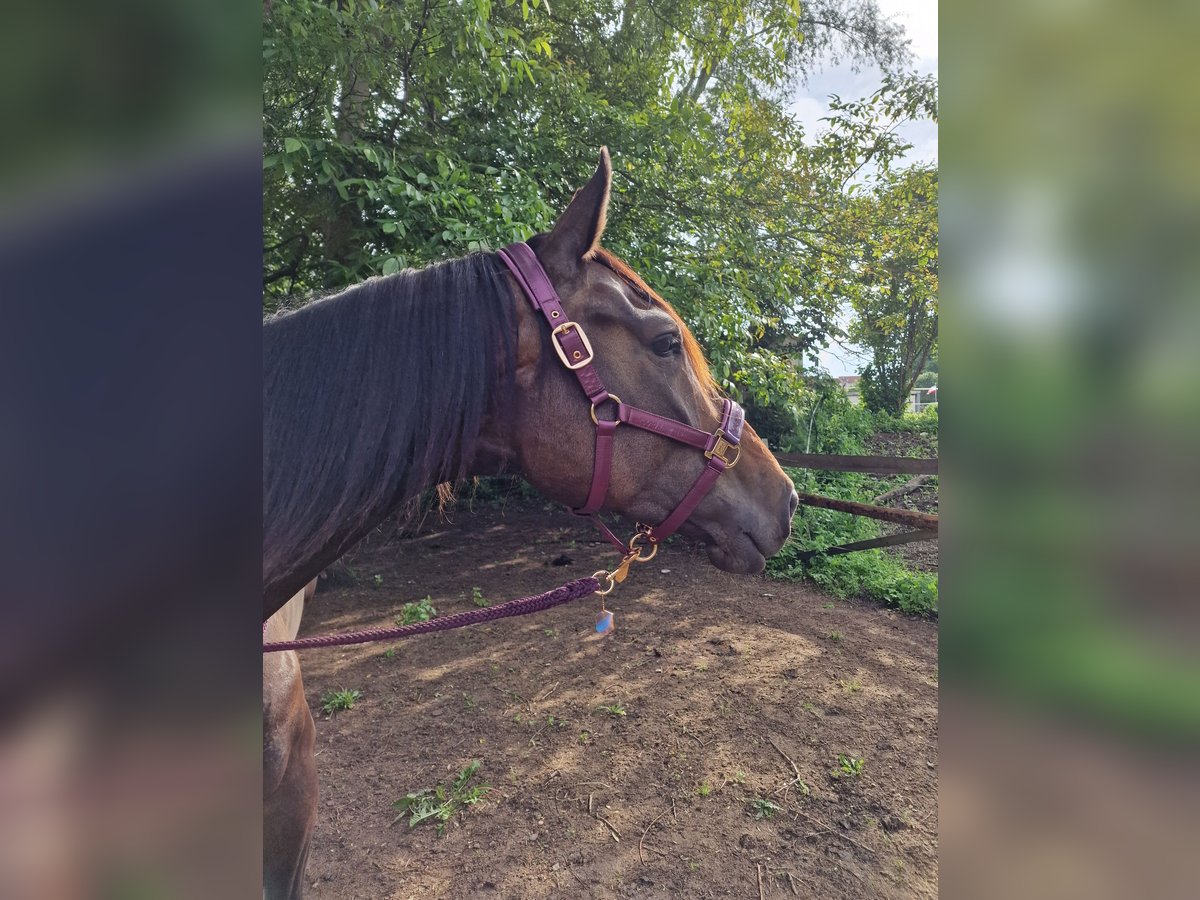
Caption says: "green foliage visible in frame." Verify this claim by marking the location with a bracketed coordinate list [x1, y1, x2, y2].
[834, 754, 865, 778]
[768, 385, 938, 615]
[846, 167, 939, 415]
[874, 405, 939, 435]
[263, 0, 934, 412]
[746, 797, 783, 820]
[772, 506, 938, 616]
[596, 701, 627, 718]
[470, 586, 489, 607]
[320, 688, 362, 715]
[397, 596, 437, 625]
[391, 760, 490, 836]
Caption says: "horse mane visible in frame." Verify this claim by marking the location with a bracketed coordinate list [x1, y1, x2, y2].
[263, 253, 514, 607]
[591, 249, 719, 397]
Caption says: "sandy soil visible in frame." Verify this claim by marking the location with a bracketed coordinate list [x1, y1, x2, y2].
[295, 504, 938, 899]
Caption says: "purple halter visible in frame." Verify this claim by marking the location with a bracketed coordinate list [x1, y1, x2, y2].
[498, 242, 744, 560]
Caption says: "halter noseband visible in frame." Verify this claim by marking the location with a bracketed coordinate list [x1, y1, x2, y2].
[498, 242, 744, 577]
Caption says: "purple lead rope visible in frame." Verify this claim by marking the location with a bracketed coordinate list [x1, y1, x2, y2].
[263, 577, 601, 653]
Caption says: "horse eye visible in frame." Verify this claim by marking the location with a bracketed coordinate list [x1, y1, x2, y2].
[652, 334, 682, 357]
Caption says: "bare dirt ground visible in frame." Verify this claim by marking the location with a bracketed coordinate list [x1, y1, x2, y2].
[297, 504, 938, 899]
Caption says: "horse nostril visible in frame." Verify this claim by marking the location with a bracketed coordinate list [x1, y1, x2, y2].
[788, 489, 799, 517]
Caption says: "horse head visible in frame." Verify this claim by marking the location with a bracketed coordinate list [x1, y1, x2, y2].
[481, 149, 798, 573]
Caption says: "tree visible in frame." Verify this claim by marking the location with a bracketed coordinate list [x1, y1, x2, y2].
[263, 0, 934, 414]
[848, 166, 938, 414]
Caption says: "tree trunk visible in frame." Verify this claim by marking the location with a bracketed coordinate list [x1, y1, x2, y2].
[322, 63, 373, 274]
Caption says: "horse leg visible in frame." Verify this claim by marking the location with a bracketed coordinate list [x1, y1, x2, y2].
[263, 649, 317, 899]
[263, 584, 318, 899]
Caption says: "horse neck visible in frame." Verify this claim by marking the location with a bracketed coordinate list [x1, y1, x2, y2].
[263, 256, 515, 617]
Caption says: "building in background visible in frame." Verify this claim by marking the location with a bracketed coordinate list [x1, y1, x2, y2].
[836, 375, 937, 412]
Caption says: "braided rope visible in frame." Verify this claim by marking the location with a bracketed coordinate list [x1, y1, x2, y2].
[263, 576, 601, 653]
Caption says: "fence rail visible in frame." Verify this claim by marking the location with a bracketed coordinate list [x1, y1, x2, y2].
[795, 528, 937, 562]
[773, 452, 937, 475]
[771, 449, 941, 561]
[793, 491, 938, 532]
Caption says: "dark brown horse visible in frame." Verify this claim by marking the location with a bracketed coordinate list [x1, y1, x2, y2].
[262, 149, 797, 897]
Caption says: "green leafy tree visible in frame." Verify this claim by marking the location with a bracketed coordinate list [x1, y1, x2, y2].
[263, 0, 934, 414]
[848, 166, 938, 414]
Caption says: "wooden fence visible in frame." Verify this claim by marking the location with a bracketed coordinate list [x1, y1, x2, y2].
[773, 451, 938, 561]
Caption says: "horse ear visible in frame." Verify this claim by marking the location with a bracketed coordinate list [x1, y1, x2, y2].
[546, 147, 611, 264]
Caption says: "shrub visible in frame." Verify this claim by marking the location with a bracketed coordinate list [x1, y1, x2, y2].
[768, 386, 939, 616]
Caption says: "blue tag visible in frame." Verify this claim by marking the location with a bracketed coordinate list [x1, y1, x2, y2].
[595, 610, 614, 634]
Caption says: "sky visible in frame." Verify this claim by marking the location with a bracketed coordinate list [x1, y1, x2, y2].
[789, 0, 938, 377]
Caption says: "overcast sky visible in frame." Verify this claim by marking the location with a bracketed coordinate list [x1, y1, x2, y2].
[789, 0, 938, 377]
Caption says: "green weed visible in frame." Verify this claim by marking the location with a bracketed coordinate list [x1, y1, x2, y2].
[746, 797, 783, 820]
[396, 596, 437, 625]
[320, 689, 361, 715]
[470, 586, 489, 607]
[391, 760, 490, 836]
[597, 702, 627, 717]
[834, 754, 865, 778]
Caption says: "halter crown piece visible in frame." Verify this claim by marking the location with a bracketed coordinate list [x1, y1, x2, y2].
[497, 242, 745, 598]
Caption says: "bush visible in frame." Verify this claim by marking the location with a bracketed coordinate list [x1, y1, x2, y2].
[768, 505, 938, 616]
[767, 382, 939, 616]
[874, 405, 938, 435]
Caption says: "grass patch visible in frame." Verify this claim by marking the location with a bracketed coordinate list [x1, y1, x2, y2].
[770, 506, 938, 615]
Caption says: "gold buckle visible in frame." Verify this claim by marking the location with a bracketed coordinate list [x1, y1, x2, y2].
[551, 321, 594, 370]
[704, 430, 741, 468]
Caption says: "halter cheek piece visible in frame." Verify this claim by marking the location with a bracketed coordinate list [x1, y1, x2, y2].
[498, 242, 744, 585]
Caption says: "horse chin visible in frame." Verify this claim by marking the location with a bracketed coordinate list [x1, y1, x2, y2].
[704, 540, 767, 574]
[682, 521, 769, 574]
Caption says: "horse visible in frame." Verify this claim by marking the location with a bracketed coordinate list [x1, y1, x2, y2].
[262, 580, 318, 900]
[262, 147, 798, 897]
